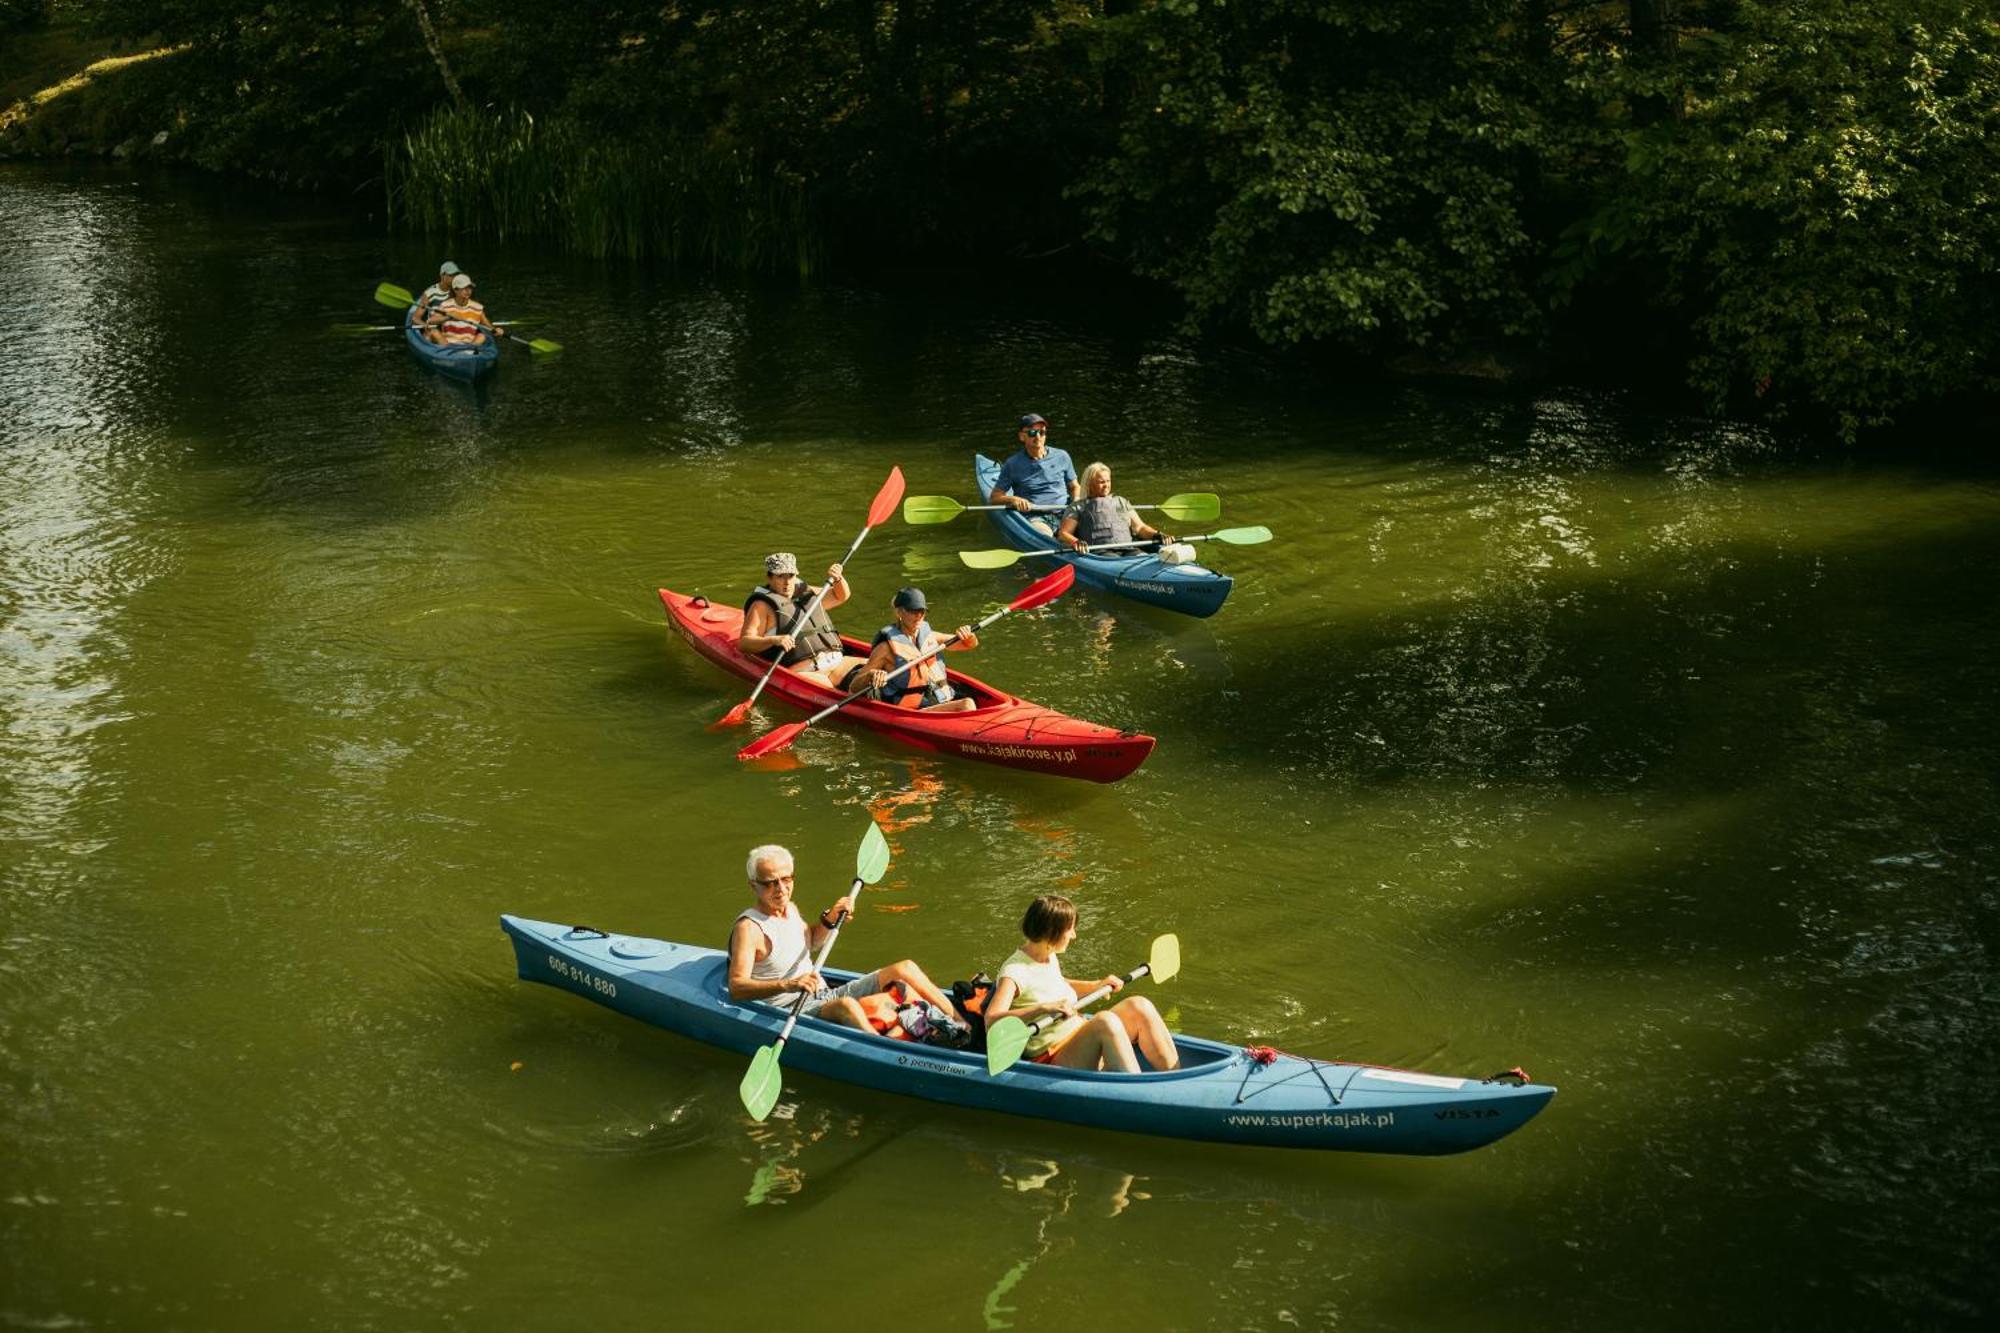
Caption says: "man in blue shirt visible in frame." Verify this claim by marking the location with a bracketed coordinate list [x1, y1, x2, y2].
[989, 413, 1080, 534]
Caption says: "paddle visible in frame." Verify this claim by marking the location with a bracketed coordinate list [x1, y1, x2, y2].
[740, 820, 893, 1122]
[335, 316, 541, 335]
[717, 466, 907, 728]
[958, 525, 1274, 570]
[735, 563, 1076, 761]
[372, 281, 563, 355]
[984, 934, 1182, 1076]
[903, 493, 1221, 525]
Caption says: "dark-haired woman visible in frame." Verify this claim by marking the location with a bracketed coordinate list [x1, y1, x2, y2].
[985, 894, 1180, 1073]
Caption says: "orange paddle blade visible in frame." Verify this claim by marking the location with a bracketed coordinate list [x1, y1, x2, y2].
[867, 467, 906, 528]
[711, 698, 755, 729]
[1012, 563, 1076, 612]
[737, 721, 809, 761]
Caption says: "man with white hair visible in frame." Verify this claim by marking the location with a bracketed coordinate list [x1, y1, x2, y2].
[726, 843, 960, 1036]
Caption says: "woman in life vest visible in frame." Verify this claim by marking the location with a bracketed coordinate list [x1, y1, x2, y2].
[1056, 462, 1174, 555]
[845, 586, 978, 712]
[422, 273, 493, 347]
[985, 894, 1180, 1072]
[739, 551, 867, 687]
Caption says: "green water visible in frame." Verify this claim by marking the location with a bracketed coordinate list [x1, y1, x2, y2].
[2, 163, 1996, 1330]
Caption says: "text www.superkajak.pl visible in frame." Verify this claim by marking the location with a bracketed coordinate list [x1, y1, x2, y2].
[1224, 1111, 1394, 1129]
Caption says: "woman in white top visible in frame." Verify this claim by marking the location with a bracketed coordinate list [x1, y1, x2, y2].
[985, 894, 1179, 1072]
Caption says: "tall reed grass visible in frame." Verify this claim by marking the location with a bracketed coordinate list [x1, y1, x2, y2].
[384, 107, 822, 276]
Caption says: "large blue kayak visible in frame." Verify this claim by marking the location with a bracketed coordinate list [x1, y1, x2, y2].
[973, 453, 1235, 618]
[501, 914, 1555, 1155]
[403, 306, 498, 381]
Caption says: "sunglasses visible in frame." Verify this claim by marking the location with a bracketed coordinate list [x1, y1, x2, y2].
[1024, 427, 1047, 437]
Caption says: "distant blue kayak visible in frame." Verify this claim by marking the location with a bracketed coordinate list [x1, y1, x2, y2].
[403, 306, 497, 381]
[973, 453, 1235, 618]
[501, 914, 1555, 1155]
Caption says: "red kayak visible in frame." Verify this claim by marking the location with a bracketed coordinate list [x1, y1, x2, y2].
[659, 589, 1156, 782]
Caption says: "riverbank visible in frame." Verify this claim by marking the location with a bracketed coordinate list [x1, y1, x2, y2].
[0, 26, 185, 165]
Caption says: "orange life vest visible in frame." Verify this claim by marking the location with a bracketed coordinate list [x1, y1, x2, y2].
[856, 981, 915, 1040]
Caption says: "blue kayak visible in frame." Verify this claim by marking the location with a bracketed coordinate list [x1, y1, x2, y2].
[403, 306, 498, 381]
[501, 914, 1555, 1155]
[973, 453, 1235, 618]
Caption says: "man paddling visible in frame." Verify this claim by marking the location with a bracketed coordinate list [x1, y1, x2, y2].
[738, 552, 868, 687]
[727, 844, 962, 1037]
[988, 413, 1079, 535]
[415, 260, 461, 310]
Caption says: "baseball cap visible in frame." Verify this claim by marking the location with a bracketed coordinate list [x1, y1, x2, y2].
[439, 261, 461, 276]
[765, 552, 799, 575]
[450, 273, 472, 289]
[892, 586, 928, 612]
[1018, 413, 1047, 429]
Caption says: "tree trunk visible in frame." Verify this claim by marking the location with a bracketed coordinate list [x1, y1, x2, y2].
[1630, 0, 1679, 62]
[404, 0, 467, 109]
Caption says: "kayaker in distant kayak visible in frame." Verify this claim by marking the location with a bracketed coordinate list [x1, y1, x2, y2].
[988, 413, 1079, 534]
[843, 586, 978, 712]
[986, 894, 1180, 1073]
[415, 260, 461, 310]
[739, 552, 866, 686]
[421, 274, 492, 347]
[1057, 462, 1175, 555]
[727, 843, 963, 1037]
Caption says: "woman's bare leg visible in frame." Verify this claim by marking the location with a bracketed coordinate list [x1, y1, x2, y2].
[1111, 996, 1179, 1070]
[1053, 1013, 1138, 1072]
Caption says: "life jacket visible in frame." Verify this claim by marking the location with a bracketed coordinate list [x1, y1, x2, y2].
[949, 974, 995, 1052]
[1072, 496, 1136, 547]
[744, 584, 844, 667]
[872, 622, 947, 706]
[435, 297, 488, 344]
[856, 981, 914, 1040]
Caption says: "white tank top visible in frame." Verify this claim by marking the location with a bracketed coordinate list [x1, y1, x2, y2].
[735, 904, 813, 982]
[996, 947, 1083, 1055]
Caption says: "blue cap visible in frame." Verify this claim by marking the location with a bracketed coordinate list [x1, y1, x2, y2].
[893, 586, 927, 612]
[1018, 413, 1047, 429]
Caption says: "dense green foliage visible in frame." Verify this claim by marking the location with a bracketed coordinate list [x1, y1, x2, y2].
[1577, 1, 2000, 432]
[1, 1, 51, 35]
[385, 107, 822, 273]
[46, 0, 2000, 433]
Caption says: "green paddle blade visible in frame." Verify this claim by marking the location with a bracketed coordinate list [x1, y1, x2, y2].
[741, 1039, 785, 1121]
[1210, 525, 1272, 545]
[525, 337, 563, 355]
[373, 281, 414, 310]
[856, 820, 891, 884]
[903, 496, 967, 524]
[985, 1016, 1031, 1076]
[958, 547, 1026, 570]
[1155, 493, 1221, 523]
[1149, 933, 1182, 983]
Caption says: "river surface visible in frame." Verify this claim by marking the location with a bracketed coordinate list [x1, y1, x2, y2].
[2, 162, 1995, 1331]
